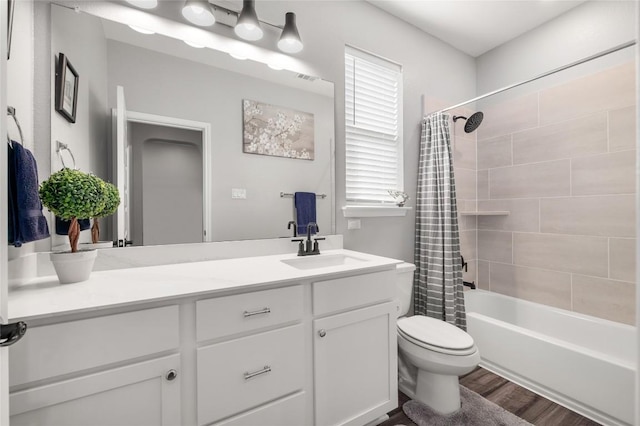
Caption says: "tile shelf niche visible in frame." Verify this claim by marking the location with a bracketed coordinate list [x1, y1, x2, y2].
[459, 211, 510, 216]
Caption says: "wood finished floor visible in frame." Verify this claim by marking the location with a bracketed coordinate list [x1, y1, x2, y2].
[380, 367, 601, 426]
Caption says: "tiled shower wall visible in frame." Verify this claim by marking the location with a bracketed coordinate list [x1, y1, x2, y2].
[474, 61, 636, 325]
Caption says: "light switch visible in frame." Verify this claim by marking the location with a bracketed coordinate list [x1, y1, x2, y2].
[231, 188, 247, 199]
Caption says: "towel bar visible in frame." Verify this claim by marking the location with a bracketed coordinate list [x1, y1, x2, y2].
[56, 141, 77, 169]
[280, 192, 327, 199]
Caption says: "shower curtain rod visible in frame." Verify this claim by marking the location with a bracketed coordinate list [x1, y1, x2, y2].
[429, 40, 636, 116]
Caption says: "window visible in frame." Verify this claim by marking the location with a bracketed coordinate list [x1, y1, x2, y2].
[345, 46, 403, 204]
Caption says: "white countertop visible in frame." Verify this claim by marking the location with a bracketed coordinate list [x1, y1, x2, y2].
[9, 249, 401, 322]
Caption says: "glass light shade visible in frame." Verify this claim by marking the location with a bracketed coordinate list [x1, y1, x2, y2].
[234, 0, 263, 41]
[184, 40, 205, 48]
[229, 52, 248, 60]
[125, 0, 158, 9]
[182, 0, 216, 26]
[267, 61, 284, 71]
[278, 12, 303, 53]
[128, 25, 155, 35]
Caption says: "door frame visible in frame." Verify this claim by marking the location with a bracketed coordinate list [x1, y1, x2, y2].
[126, 111, 212, 243]
[1, 0, 10, 421]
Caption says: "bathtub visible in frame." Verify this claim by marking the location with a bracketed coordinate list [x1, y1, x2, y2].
[464, 290, 637, 426]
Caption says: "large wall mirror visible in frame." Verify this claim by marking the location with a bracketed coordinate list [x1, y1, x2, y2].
[48, 2, 335, 248]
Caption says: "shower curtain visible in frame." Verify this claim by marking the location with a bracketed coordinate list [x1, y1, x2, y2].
[413, 112, 466, 330]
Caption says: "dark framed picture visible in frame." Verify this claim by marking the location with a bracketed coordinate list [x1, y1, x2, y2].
[55, 53, 79, 123]
[7, 0, 14, 60]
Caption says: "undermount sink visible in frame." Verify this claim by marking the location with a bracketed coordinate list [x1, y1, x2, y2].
[281, 253, 367, 270]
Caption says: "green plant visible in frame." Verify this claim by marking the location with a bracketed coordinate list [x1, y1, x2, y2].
[39, 168, 106, 253]
[91, 180, 120, 244]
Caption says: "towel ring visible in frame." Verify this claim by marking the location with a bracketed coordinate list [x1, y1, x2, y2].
[7, 106, 24, 146]
[56, 141, 77, 169]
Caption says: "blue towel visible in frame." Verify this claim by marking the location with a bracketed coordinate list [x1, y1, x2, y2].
[294, 192, 317, 236]
[8, 142, 50, 247]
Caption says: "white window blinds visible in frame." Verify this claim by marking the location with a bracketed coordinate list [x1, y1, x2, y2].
[345, 46, 403, 204]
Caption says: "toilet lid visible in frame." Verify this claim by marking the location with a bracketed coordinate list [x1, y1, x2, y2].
[397, 316, 475, 353]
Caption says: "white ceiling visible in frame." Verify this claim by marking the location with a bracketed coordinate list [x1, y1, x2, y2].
[366, 0, 587, 57]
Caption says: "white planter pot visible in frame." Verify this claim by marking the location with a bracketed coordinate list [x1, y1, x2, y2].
[50, 250, 98, 284]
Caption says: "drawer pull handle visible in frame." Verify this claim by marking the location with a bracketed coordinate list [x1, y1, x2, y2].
[243, 307, 271, 318]
[318, 329, 327, 338]
[244, 365, 271, 380]
[165, 369, 178, 381]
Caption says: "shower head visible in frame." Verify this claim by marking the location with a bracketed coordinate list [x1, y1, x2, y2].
[453, 112, 484, 133]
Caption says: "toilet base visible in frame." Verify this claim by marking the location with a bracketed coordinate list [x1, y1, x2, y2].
[415, 369, 461, 415]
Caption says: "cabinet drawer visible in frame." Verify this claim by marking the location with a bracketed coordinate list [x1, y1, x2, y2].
[212, 392, 307, 426]
[313, 270, 395, 316]
[197, 324, 305, 425]
[10, 306, 179, 387]
[196, 285, 303, 342]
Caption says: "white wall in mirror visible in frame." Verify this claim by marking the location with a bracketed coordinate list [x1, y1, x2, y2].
[46, 3, 334, 248]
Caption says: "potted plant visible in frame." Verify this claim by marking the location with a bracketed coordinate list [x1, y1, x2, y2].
[86, 179, 120, 249]
[39, 168, 106, 283]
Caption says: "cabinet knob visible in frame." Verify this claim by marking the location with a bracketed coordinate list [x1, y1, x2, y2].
[318, 329, 326, 338]
[165, 369, 178, 381]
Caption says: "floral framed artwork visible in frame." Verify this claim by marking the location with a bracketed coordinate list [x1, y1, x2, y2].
[55, 53, 79, 123]
[242, 99, 314, 160]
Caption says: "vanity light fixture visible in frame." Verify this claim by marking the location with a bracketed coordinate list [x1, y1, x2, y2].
[179, 1, 305, 54]
[182, 0, 216, 27]
[184, 40, 206, 48]
[234, 0, 263, 41]
[125, 0, 158, 9]
[277, 12, 303, 54]
[128, 24, 156, 35]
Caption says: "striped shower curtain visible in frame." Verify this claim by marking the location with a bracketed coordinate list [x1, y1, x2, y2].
[413, 112, 466, 330]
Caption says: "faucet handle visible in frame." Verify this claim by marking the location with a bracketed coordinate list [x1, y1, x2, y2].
[291, 238, 305, 256]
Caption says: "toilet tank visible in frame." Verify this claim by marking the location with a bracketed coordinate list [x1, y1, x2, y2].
[396, 262, 416, 317]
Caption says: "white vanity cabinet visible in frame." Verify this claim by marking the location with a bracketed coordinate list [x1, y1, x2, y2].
[8, 306, 181, 425]
[312, 270, 398, 426]
[195, 285, 307, 426]
[7, 251, 400, 426]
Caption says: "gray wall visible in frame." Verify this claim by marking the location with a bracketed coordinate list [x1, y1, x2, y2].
[107, 40, 334, 241]
[476, 1, 637, 93]
[266, 1, 477, 261]
[129, 123, 203, 247]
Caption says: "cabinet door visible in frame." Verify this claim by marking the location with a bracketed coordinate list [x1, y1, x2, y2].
[314, 302, 397, 426]
[10, 354, 180, 426]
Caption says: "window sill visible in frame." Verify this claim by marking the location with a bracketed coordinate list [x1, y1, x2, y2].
[342, 205, 412, 218]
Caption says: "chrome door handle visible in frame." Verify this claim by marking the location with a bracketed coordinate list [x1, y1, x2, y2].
[0, 321, 27, 347]
[243, 307, 271, 318]
[318, 329, 326, 338]
[244, 365, 271, 380]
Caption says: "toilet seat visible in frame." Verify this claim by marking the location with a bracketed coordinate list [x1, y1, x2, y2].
[397, 316, 477, 356]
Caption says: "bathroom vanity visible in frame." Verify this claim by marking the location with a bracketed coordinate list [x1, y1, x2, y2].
[7, 249, 400, 426]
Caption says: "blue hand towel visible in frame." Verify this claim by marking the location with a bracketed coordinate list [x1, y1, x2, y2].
[8, 142, 50, 247]
[294, 192, 317, 236]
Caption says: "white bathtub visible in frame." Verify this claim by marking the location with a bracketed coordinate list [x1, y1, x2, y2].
[465, 290, 637, 426]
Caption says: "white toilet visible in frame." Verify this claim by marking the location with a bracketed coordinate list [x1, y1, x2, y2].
[395, 262, 480, 415]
